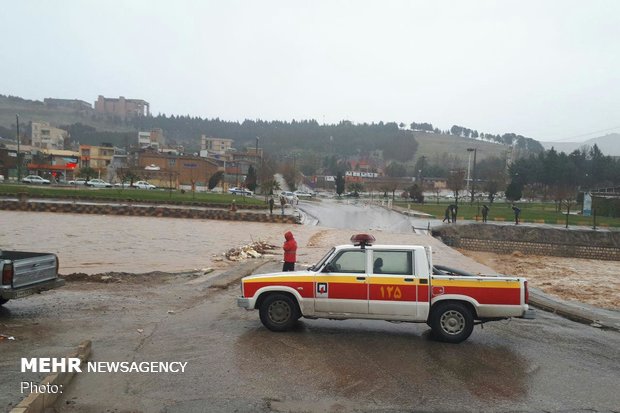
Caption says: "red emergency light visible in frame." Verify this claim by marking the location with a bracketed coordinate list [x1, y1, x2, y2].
[351, 233, 376, 249]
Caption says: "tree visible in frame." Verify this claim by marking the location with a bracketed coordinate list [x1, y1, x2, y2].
[505, 181, 523, 202]
[406, 184, 424, 203]
[208, 171, 223, 190]
[348, 182, 364, 196]
[245, 165, 257, 191]
[77, 166, 97, 182]
[447, 169, 466, 204]
[384, 161, 407, 177]
[335, 171, 345, 196]
[260, 179, 281, 196]
[281, 163, 298, 192]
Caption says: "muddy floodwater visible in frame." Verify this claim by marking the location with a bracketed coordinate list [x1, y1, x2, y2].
[1, 210, 484, 276]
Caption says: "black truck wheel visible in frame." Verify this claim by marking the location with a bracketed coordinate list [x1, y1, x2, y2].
[0, 298, 9, 306]
[259, 293, 299, 332]
[430, 302, 474, 343]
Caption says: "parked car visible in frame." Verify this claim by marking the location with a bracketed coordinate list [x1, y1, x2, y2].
[132, 181, 156, 189]
[22, 175, 51, 185]
[114, 181, 131, 188]
[86, 178, 113, 188]
[294, 190, 314, 198]
[228, 187, 253, 196]
[280, 191, 297, 203]
[68, 178, 87, 185]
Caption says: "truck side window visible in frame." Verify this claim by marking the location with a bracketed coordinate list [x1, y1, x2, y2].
[330, 250, 366, 273]
[372, 251, 413, 275]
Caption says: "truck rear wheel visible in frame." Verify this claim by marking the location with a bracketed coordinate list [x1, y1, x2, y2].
[259, 293, 299, 332]
[430, 302, 474, 343]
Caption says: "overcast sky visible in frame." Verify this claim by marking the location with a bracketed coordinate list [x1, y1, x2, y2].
[1, 1, 619, 142]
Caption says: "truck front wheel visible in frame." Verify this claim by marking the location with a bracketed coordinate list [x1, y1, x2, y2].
[259, 293, 299, 332]
[430, 302, 474, 343]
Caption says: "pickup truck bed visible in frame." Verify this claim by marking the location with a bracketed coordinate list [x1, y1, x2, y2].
[1, 251, 64, 304]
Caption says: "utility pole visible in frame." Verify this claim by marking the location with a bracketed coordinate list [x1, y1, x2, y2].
[255, 136, 260, 190]
[16, 114, 21, 181]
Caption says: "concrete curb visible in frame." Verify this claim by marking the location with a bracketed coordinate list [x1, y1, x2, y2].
[529, 288, 620, 332]
[10, 340, 92, 413]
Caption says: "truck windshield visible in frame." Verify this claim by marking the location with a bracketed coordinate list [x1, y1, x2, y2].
[308, 247, 335, 271]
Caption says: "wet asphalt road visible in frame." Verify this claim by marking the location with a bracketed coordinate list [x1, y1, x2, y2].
[1, 260, 619, 413]
[299, 198, 430, 233]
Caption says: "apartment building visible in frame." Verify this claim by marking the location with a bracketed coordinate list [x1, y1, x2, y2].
[31, 122, 68, 150]
[138, 128, 165, 149]
[201, 136, 233, 155]
[79, 144, 116, 176]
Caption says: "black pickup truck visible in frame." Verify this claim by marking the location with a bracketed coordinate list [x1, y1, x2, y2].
[1, 251, 64, 306]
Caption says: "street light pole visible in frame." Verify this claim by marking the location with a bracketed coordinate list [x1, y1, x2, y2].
[466, 148, 473, 199]
[470, 148, 477, 204]
[16, 114, 21, 181]
[255, 136, 260, 190]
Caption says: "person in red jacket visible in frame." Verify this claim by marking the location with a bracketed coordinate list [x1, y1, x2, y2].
[282, 230, 297, 271]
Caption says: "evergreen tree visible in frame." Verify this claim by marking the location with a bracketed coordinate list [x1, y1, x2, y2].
[335, 171, 345, 196]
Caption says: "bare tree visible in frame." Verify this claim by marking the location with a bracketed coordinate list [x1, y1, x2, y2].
[447, 169, 466, 204]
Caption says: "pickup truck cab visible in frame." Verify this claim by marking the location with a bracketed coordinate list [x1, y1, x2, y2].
[238, 234, 534, 343]
[1, 251, 64, 306]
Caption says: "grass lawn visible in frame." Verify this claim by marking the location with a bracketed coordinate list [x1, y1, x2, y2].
[394, 199, 618, 228]
[0, 184, 265, 206]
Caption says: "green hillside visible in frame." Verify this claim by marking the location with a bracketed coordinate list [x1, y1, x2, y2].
[413, 131, 512, 164]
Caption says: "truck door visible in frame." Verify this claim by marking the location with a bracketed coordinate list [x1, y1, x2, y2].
[368, 249, 418, 318]
[314, 249, 368, 314]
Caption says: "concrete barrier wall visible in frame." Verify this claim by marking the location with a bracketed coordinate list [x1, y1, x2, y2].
[444, 236, 620, 261]
[0, 200, 299, 224]
[5, 191, 267, 210]
[435, 224, 620, 261]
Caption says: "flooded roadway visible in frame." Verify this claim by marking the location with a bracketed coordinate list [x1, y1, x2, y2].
[300, 198, 440, 233]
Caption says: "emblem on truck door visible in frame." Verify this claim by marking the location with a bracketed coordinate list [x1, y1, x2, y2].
[316, 282, 328, 298]
[432, 286, 445, 296]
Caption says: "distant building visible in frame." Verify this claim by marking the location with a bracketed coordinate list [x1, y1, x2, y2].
[138, 128, 165, 149]
[201, 136, 233, 156]
[27, 149, 80, 181]
[95, 95, 150, 120]
[31, 122, 68, 150]
[79, 144, 118, 176]
[136, 152, 219, 188]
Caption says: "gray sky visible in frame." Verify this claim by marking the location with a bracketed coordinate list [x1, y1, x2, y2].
[1, 0, 619, 142]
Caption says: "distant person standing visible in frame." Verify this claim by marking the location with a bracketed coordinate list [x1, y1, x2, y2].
[282, 231, 297, 272]
[481, 204, 489, 223]
[442, 207, 451, 223]
[268, 196, 275, 215]
[450, 204, 458, 223]
[512, 204, 521, 225]
[280, 196, 286, 215]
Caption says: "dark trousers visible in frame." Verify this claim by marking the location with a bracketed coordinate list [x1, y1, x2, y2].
[283, 262, 295, 272]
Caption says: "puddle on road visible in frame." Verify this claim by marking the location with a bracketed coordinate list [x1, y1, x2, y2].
[234, 319, 529, 405]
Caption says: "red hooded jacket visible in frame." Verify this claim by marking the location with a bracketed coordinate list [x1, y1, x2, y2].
[283, 231, 297, 263]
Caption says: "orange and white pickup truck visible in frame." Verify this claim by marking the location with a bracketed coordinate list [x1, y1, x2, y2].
[237, 234, 535, 343]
